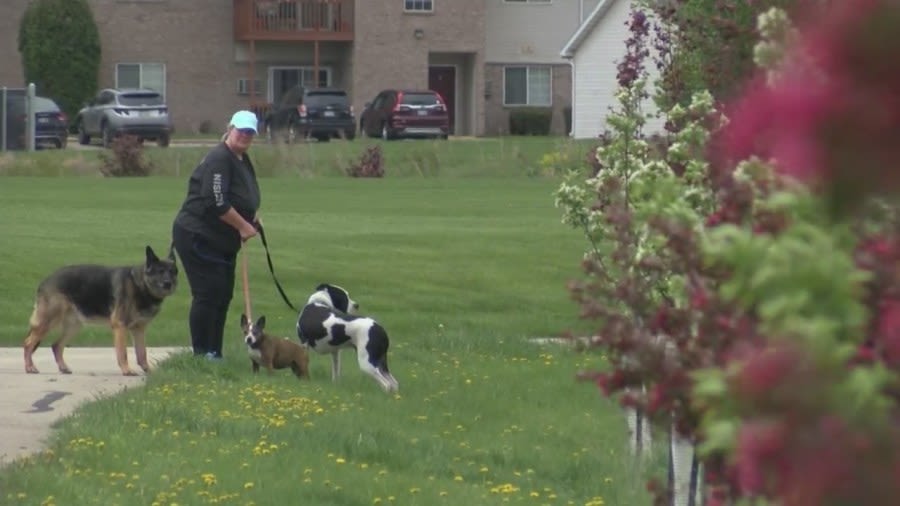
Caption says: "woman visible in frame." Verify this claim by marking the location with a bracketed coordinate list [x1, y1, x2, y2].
[171, 110, 261, 359]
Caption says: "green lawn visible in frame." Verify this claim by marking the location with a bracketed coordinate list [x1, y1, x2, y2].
[0, 139, 665, 505]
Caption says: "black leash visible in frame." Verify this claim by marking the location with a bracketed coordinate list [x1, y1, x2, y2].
[256, 223, 298, 312]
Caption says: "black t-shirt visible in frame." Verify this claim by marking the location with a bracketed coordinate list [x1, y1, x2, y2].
[174, 142, 261, 254]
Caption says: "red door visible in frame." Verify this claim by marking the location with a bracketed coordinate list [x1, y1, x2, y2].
[428, 66, 456, 134]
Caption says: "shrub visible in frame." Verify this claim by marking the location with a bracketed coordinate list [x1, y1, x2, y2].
[98, 135, 154, 177]
[345, 145, 384, 178]
[508, 108, 552, 136]
[197, 120, 214, 135]
[18, 0, 101, 122]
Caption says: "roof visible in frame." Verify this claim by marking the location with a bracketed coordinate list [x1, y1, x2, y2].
[559, 0, 620, 59]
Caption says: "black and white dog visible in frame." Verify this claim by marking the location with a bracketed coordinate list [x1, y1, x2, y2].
[296, 283, 399, 393]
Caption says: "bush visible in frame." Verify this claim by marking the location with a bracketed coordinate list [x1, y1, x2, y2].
[508, 108, 552, 136]
[98, 135, 154, 177]
[18, 0, 101, 122]
[345, 145, 384, 178]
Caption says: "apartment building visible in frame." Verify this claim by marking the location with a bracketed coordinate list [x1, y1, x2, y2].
[0, 1, 597, 136]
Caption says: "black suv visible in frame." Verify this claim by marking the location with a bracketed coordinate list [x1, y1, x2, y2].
[263, 86, 355, 142]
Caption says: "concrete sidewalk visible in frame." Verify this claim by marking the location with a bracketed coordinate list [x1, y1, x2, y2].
[0, 346, 185, 467]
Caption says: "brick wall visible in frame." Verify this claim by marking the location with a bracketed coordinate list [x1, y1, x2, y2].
[0, 0, 29, 90]
[351, 0, 485, 136]
[91, 0, 243, 134]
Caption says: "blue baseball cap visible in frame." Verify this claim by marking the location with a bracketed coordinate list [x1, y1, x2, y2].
[229, 110, 258, 133]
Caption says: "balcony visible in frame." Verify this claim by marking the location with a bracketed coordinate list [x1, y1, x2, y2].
[234, 0, 354, 42]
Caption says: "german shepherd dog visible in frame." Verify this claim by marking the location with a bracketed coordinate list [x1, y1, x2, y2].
[23, 245, 178, 376]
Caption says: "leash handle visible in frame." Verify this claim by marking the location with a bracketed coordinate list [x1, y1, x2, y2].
[257, 224, 298, 312]
[241, 245, 252, 320]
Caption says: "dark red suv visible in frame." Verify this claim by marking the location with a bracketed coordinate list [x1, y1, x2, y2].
[359, 89, 449, 140]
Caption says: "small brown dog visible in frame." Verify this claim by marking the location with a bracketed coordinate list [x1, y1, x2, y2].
[241, 314, 310, 379]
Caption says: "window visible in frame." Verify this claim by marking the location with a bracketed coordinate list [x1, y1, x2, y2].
[269, 66, 331, 103]
[404, 0, 433, 12]
[115, 63, 166, 98]
[503, 66, 551, 106]
[237, 78, 263, 96]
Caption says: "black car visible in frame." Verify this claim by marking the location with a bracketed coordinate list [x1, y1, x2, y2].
[3, 92, 68, 150]
[263, 86, 355, 142]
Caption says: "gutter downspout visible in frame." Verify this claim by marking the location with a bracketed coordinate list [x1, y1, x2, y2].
[566, 57, 575, 138]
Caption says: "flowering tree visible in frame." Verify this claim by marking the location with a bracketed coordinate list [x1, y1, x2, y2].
[557, 1, 900, 504]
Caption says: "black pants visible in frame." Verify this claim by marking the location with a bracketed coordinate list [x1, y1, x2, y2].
[172, 223, 236, 357]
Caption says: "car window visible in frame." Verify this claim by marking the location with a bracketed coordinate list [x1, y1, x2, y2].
[371, 93, 385, 109]
[304, 91, 348, 107]
[33, 97, 60, 113]
[117, 93, 164, 106]
[401, 92, 440, 106]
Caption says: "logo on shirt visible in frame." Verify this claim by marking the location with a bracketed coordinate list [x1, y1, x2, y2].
[213, 173, 224, 206]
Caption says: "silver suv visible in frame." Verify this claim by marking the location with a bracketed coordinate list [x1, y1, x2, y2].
[75, 88, 172, 147]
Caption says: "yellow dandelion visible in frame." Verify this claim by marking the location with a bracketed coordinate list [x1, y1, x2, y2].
[409, 487, 421, 494]
[373, 499, 382, 505]
[244, 482, 255, 490]
[479, 466, 489, 473]
[454, 475, 464, 482]
[359, 463, 369, 469]
[201, 473, 217, 486]
[530, 491, 540, 497]
[584, 497, 605, 506]
[336, 458, 346, 464]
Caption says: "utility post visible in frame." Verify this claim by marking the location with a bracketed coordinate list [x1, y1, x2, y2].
[1, 87, 7, 152]
[25, 82, 36, 152]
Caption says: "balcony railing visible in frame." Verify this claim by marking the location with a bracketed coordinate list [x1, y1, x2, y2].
[234, 0, 354, 41]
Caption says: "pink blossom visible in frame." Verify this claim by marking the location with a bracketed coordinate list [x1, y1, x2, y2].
[719, 0, 900, 206]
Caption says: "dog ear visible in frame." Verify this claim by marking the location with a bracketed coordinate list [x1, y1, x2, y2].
[256, 316, 266, 331]
[145, 245, 159, 265]
[240, 313, 248, 328]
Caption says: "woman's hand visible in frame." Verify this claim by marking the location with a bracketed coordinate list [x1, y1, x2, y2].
[240, 222, 258, 242]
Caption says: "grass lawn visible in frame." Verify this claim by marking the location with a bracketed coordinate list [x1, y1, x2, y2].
[0, 138, 665, 505]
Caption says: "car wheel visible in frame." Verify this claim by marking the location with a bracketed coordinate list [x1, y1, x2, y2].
[77, 123, 90, 145]
[344, 130, 356, 141]
[157, 134, 170, 148]
[315, 135, 331, 143]
[101, 123, 113, 148]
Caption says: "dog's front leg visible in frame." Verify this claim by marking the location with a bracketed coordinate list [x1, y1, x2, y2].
[331, 351, 341, 382]
[111, 323, 137, 376]
[131, 325, 150, 373]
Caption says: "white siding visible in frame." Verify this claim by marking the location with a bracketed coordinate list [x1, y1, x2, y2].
[571, 0, 664, 139]
[486, 0, 600, 64]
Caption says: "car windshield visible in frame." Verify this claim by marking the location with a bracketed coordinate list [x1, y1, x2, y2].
[401, 93, 440, 106]
[305, 91, 348, 107]
[118, 93, 164, 106]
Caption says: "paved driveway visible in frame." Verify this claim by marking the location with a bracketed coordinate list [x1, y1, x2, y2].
[0, 346, 184, 467]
